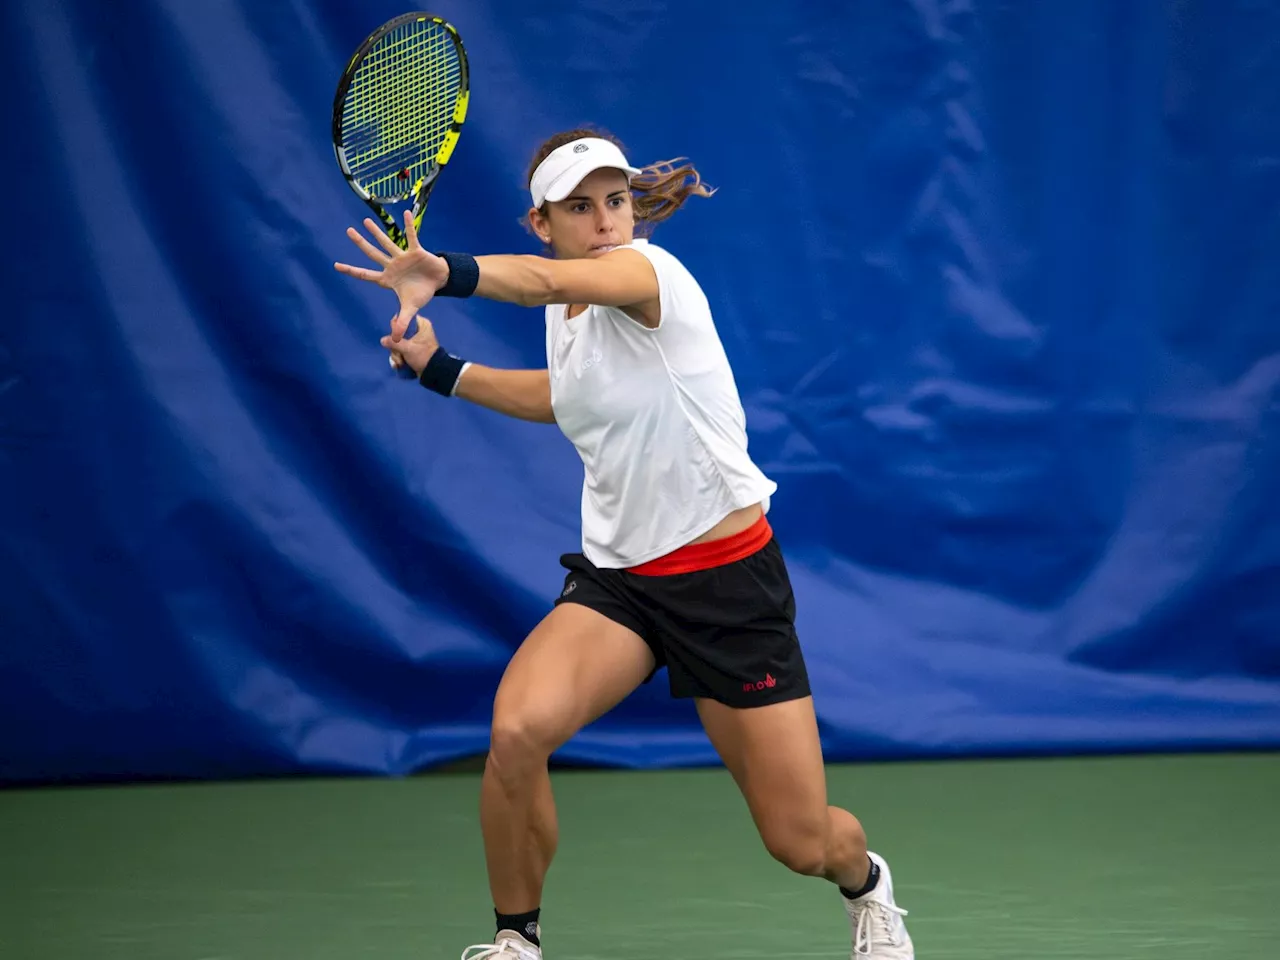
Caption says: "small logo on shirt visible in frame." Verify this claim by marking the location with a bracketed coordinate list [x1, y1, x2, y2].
[580, 348, 602, 373]
[562, 581, 578, 597]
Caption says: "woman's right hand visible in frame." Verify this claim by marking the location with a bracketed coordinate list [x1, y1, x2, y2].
[383, 315, 441, 377]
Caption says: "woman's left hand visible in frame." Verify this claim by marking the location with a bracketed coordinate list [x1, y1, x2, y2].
[334, 211, 449, 342]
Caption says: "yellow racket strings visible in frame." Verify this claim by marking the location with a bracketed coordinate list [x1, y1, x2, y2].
[342, 22, 462, 198]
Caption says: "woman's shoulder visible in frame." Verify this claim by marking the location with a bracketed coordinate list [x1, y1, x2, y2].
[625, 238, 699, 286]
[621, 239, 714, 335]
[626, 237, 676, 263]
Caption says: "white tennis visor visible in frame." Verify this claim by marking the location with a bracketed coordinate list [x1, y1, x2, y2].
[530, 137, 642, 208]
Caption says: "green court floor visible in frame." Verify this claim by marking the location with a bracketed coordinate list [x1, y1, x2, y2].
[2, 752, 1277, 959]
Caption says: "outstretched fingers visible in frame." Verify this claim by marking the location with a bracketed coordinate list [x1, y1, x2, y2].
[341, 223, 390, 264]
[364, 218, 403, 257]
[333, 261, 381, 281]
[403, 209, 422, 250]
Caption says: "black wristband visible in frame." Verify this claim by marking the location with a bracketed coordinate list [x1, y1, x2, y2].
[435, 251, 480, 298]
[419, 347, 467, 396]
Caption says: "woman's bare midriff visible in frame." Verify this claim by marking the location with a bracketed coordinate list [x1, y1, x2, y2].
[688, 502, 765, 546]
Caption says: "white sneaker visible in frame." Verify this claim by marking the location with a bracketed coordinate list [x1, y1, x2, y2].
[842, 852, 914, 958]
[461, 927, 543, 960]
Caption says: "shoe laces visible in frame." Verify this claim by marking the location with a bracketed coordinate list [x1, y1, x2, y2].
[461, 936, 541, 960]
[850, 898, 909, 956]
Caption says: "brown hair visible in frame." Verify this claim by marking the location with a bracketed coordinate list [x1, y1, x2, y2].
[525, 125, 715, 236]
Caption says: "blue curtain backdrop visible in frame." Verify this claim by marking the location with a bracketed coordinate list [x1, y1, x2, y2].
[3, 0, 1278, 784]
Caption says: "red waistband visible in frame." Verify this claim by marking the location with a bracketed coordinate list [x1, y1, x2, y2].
[626, 514, 773, 576]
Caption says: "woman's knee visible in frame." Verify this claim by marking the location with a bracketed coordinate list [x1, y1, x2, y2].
[764, 834, 828, 877]
[487, 700, 572, 783]
[827, 805, 868, 863]
[761, 807, 867, 878]
[760, 816, 831, 877]
[485, 606, 653, 786]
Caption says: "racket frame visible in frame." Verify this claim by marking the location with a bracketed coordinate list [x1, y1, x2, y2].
[331, 12, 470, 249]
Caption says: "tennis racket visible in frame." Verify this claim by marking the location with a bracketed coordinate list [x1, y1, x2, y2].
[331, 12, 469, 250]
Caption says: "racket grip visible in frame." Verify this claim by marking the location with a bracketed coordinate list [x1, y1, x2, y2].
[390, 355, 417, 378]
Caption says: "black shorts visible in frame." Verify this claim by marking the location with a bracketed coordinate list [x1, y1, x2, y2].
[553, 536, 811, 708]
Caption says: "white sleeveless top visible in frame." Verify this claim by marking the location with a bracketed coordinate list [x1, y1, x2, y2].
[545, 239, 777, 569]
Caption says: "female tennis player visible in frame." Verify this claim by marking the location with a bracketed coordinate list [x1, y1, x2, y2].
[334, 128, 914, 960]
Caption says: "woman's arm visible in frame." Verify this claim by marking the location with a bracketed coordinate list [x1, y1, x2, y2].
[335, 214, 660, 339]
[381, 316, 554, 423]
[453, 365, 555, 423]
[471, 250, 658, 313]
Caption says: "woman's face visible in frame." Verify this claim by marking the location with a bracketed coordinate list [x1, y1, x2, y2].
[529, 167, 635, 259]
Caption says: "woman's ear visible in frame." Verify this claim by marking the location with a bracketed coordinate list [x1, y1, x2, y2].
[527, 206, 552, 245]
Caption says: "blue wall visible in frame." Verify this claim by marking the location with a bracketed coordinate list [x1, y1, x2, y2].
[3, 0, 1278, 783]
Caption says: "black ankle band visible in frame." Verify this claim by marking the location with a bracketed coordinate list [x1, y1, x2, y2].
[495, 907, 540, 946]
[839, 856, 880, 900]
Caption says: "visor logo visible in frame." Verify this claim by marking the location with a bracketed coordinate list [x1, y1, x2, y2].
[573, 143, 588, 153]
